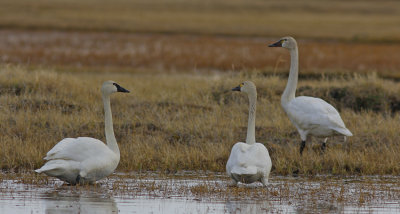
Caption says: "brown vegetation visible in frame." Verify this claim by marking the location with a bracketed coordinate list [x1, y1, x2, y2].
[0, 0, 399, 177]
[1, 65, 400, 175]
[1, 0, 400, 41]
[1, 30, 400, 78]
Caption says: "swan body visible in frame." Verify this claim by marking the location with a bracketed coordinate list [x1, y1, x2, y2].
[269, 37, 352, 154]
[226, 81, 272, 186]
[226, 142, 271, 185]
[285, 96, 352, 139]
[35, 81, 129, 184]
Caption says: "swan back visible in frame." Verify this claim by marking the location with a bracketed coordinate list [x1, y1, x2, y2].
[44, 137, 116, 162]
[226, 142, 272, 184]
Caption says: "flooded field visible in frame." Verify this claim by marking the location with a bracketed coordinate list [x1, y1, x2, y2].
[1, 172, 399, 213]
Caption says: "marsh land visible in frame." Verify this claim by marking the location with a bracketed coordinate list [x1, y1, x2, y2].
[1, 0, 400, 213]
[1, 0, 400, 175]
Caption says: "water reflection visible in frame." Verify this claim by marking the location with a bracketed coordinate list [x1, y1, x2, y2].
[1, 174, 400, 214]
[293, 201, 343, 214]
[43, 191, 117, 214]
[226, 200, 271, 214]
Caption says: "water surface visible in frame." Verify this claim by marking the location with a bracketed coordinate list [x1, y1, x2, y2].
[1, 173, 399, 213]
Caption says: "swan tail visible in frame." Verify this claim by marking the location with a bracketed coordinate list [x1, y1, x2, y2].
[334, 127, 353, 137]
[35, 163, 62, 175]
[35, 168, 44, 173]
[35, 163, 55, 174]
[35, 160, 78, 177]
[231, 165, 257, 175]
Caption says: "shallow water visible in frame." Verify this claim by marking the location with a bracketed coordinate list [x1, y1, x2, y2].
[1, 173, 399, 213]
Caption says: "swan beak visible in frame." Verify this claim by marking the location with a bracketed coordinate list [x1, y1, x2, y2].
[268, 40, 283, 47]
[232, 86, 241, 91]
[115, 84, 130, 93]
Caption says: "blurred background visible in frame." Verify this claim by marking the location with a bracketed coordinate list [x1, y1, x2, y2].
[1, 0, 399, 76]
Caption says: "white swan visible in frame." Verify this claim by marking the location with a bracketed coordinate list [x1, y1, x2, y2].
[269, 36, 352, 155]
[226, 81, 272, 187]
[35, 81, 129, 184]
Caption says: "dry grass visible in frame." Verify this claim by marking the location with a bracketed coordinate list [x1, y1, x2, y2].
[1, 30, 400, 77]
[1, 65, 400, 175]
[0, 0, 400, 41]
[0, 0, 399, 180]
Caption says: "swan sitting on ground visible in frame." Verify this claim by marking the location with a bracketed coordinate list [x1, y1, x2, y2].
[226, 81, 272, 187]
[269, 36, 352, 155]
[35, 81, 129, 184]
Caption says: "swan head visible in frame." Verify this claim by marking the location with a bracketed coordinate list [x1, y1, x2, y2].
[101, 81, 130, 95]
[268, 36, 297, 50]
[232, 81, 256, 95]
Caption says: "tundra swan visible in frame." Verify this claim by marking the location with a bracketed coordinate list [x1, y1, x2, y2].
[269, 36, 352, 155]
[226, 81, 272, 187]
[35, 81, 129, 184]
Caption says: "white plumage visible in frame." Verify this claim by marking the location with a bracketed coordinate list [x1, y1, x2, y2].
[35, 81, 129, 184]
[269, 36, 352, 154]
[226, 142, 272, 186]
[226, 81, 272, 186]
[285, 97, 352, 139]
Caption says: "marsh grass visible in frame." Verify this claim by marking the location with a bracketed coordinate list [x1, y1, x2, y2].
[1, 65, 400, 175]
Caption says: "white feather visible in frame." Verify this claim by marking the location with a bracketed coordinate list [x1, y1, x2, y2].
[226, 142, 272, 185]
[285, 96, 352, 140]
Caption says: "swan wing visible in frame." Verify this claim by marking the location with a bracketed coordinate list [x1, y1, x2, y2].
[44, 137, 111, 162]
[287, 96, 349, 132]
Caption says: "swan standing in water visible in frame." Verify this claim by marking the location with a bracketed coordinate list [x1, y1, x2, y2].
[35, 81, 129, 184]
[226, 81, 272, 187]
[269, 36, 352, 155]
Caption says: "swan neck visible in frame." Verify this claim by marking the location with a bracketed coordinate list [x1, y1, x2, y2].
[102, 93, 120, 155]
[246, 91, 256, 145]
[282, 47, 299, 105]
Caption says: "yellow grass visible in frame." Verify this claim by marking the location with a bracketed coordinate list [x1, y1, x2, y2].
[0, 0, 400, 41]
[0, 0, 398, 179]
[1, 65, 400, 175]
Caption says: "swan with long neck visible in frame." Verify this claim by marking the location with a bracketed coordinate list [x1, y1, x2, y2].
[35, 81, 129, 184]
[226, 81, 272, 187]
[269, 36, 352, 155]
